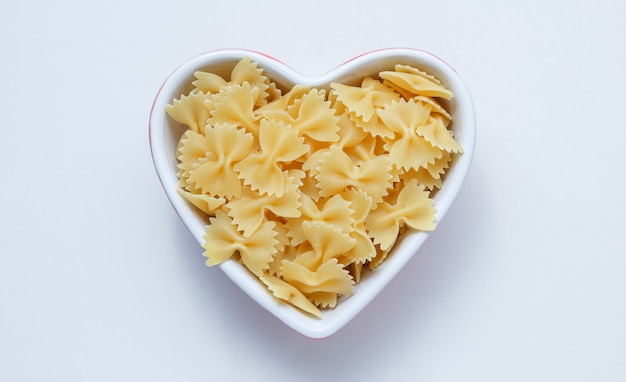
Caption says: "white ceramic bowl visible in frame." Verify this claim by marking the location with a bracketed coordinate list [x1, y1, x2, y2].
[149, 48, 476, 339]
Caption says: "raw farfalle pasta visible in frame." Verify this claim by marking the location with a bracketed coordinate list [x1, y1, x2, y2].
[380, 64, 453, 99]
[206, 83, 261, 137]
[331, 78, 400, 139]
[284, 193, 355, 247]
[377, 99, 444, 172]
[203, 210, 278, 277]
[166, 57, 462, 318]
[259, 89, 340, 144]
[176, 188, 225, 216]
[338, 188, 376, 267]
[165, 92, 211, 134]
[226, 180, 301, 238]
[176, 123, 254, 199]
[234, 119, 309, 197]
[365, 179, 436, 251]
[315, 145, 392, 204]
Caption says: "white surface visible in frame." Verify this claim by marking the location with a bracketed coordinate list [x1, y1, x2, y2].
[1, 0, 624, 380]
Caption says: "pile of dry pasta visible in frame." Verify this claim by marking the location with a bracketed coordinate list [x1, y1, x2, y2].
[165, 57, 462, 317]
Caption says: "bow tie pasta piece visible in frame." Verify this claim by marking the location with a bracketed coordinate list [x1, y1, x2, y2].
[281, 221, 356, 287]
[176, 188, 226, 216]
[334, 112, 371, 151]
[315, 145, 393, 205]
[417, 115, 464, 154]
[338, 189, 377, 266]
[369, 245, 393, 270]
[330, 77, 399, 123]
[203, 210, 278, 277]
[280, 258, 355, 298]
[377, 99, 444, 171]
[342, 132, 385, 163]
[193, 56, 275, 107]
[299, 221, 357, 268]
[331, 80, 401, 139]
[380, 65, 453, 100]
[300, 116, 364, 180]
[167, 56, 462, 318]
[395, 63, 444, 81]
[353, 111, 394, 139]
[413, 95, 452, 122]
[192, 71, 228, 94]
[366, 179, 436, 251]
[301, 114, 384, 172]
[176, 124, 254, 199]
[262, 89, 340, 144]
[269, 239, 312, 278]
[284, 193, 355, 246]
[307, 291, 340, 310]
[234, 119, 309, 197]
[400, 150, 453, 192]
[260, 274, 322, 318]
[255, 84, 311, 115]
[207, 82, 261, 137]
[266, 236, 297, 279]
[348, 108, 396, 139]
[229, 56, 272, 107]
[225, 179, 302, 238]
[165, 91, 212, 134]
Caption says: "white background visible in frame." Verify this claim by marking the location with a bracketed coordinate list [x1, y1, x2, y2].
[1, 0, 625, 381]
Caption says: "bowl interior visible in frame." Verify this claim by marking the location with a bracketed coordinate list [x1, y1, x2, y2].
[149, 48, 476, 339]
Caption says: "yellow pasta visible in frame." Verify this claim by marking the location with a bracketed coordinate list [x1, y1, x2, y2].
[206, 82, 261, 137]
[377, 99, 444, 171]
[334, 112, 370, 151]
[400, 150, 453, 191]
[192, 56, 274, 107]
[331, 78, 400, 139]
[330, 78, 398, 123]
[261, 274, 321, 317]
[284, 193, 354, 246]
[176, 188, 226, 215]
[315, 145, 393, 205]
[225, 180, 301, 238]
[229, 56, 272, 107]
[380, 65, 453, 99]
[203, 210, 277, 277]
[255, 84, 310, 115]
[234, 119, 309, 197]
[192, 71, 229, 95]
[166, 57, 462, 317]
[413, 95, 452, 122]
[417, 115, 464, 154]
[281, 258, 354, 297]
[338, 188, 376, 266]
[365, 179, 436, 251]
[165, 91, 211, 134]
[299, 221, 356, 266]
[260, 89, 340, 143]
[176, 123, 254, 199]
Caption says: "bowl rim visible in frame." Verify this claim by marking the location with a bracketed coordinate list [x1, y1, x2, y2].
[149, 48, 476, 339]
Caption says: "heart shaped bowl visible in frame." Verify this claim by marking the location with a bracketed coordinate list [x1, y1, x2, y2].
[149, 48, 476, 339]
